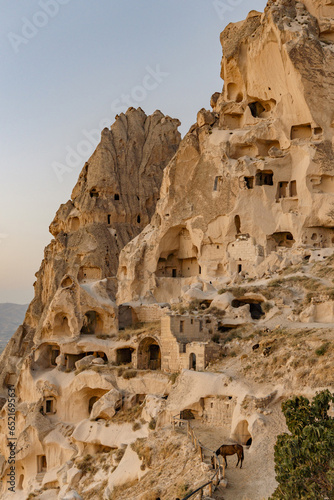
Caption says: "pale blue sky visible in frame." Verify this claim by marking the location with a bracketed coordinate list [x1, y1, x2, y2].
[0, 0, 267, 304]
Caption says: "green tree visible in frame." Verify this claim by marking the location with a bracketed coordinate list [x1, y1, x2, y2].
[271, 390, 334, 499]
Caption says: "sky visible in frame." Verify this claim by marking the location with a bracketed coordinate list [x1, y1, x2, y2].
[0, 0, 267, 304]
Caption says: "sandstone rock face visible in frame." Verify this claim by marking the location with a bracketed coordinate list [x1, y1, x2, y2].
[0, 108, 180, 497]
[1, 2, 334, 499]
[0, 108, 180, 391]
[117, 0, 334, 304]
[90, 388, 122, 420]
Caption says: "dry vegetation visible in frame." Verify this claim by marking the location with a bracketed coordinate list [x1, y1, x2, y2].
[211, 325, 334, 389]
[107, 430, 211, 500]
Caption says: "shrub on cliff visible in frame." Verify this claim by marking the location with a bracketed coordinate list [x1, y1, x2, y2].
[271, 390, 334, 499]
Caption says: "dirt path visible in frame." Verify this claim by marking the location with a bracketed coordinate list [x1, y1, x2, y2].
[187, 405, 287, 500]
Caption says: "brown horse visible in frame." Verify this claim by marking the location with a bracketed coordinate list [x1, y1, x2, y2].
[211, 444, 244, 469]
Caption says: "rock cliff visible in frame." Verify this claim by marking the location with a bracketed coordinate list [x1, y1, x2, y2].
[0, 1, 334, 499]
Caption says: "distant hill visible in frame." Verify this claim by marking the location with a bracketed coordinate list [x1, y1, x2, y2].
[0, 303, 28, 354]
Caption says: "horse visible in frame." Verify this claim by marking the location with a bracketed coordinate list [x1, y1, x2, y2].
[211, 444, 244, 469]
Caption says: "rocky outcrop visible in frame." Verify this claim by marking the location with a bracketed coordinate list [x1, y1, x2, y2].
[117, 0, 334, 305]
[1, 1, 334, 499]
[0, 108, 180, 394]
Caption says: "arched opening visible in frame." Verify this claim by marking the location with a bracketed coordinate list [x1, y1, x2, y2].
[137, 215, 141, 224]
[116, 348, 134, 365]
[137, 337, 161, 370]
[114, 193, 120, 200]
[180, 409, 196, 420]
[69, 217, 80, 231]
[107, 214, 111, 225]
[267, 232, 295, 253]
[189, 353, 197, 371]
[227, 83, 243, 102]
[88, 396, 100, 414]
[156, 227, 200, 278]
[234, 215, 241, 234]
[53, 313, 71, 337]
[90, 188, 99, 198]
[80, 311, 103, 336]
[232, 420, 252, 446]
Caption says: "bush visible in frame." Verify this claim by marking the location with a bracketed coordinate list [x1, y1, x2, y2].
[114, 447, 126, 462]
[132, 421, 141, 431]
[123, 369, 137, 379]
[270, 390, 334, 499]
[77, 454, 98, 475]
[262, 302, 274, 313]
[315, 342, 330, 356]
[148, 418, 156, 430]
[169, 372, 179, 384]
[212, 334, 221, 344]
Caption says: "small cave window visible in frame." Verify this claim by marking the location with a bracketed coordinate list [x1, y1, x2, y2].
[41, 397, 56, 415]
[137, 215, 141, 224]
[248, 101, 265, 118]
[238, 264, 242, 274]
[37, 455, 47, 474]
[114, 193, 120, 200]
[244, 176, 254, 189]
[291, 124, 312, 140]
[189, 353, 197, 370]
[199, 265, 202, 275]
[116, 348, 133, 365]
[235, 215, 241, 234]
[45, 399, 54, 414]
[107, 214, 111, 225]
[172, 268, 177, 278]
[256, 171, 273, 186]
[180, 320, 184, 333]
[199, 320, 203, 332]
[278, 182, 289, 199]
[90, 188, 99, 198]
[290, 180, 297, 197]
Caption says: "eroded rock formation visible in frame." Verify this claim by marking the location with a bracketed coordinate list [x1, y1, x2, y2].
[1, 1, 334, 499]
[117, 0, 334, 305]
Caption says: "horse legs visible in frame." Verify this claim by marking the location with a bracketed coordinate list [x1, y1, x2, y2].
[236, 456, 240, 468]
[225, 456, 228, 468]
